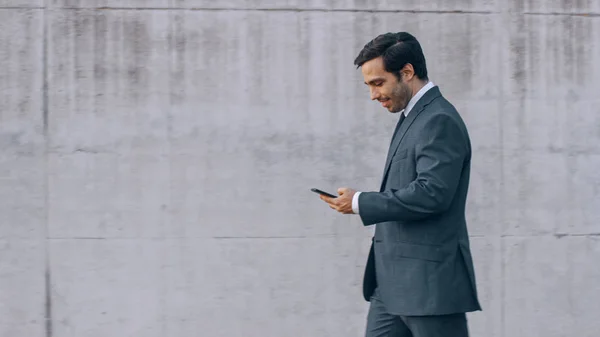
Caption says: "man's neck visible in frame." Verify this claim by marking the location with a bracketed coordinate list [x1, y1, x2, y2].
[402, 80, 434, 117]
[410, 79, 429, 98]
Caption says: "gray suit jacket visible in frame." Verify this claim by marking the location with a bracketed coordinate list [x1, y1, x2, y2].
[359, 86, 482, 316]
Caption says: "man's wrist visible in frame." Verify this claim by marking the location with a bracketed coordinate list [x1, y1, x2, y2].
[352, 191, 362, 214]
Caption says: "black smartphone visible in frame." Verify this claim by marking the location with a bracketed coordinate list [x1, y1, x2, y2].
[311, 188, 337, 198]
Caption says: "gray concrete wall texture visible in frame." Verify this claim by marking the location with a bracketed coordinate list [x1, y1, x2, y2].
[1, 0, 599, 336]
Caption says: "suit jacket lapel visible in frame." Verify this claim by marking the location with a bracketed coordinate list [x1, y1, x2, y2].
[379, 87, 441, 192]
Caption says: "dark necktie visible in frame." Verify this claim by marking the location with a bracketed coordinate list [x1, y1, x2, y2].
[389, 112, 406, 145]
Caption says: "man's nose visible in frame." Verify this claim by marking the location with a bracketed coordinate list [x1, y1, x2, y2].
[370, 89, 380, 100]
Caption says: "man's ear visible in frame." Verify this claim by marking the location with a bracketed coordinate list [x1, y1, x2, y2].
[400, 64, 415, 81]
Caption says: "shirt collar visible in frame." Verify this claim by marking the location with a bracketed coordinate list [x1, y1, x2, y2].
[402, 81, 435, 117]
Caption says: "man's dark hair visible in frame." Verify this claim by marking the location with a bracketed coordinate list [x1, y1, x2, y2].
[354, 32, 428, 81]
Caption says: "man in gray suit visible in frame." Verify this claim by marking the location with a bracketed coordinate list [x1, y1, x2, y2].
[319, 32, 481, 337]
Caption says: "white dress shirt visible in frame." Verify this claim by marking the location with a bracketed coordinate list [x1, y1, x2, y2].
[351, 81, 435, 214]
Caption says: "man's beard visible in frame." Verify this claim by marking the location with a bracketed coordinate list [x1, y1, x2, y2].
[389, 82, 411, 113]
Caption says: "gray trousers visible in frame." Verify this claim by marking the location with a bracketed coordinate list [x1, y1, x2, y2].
[365, 288, 470, 337]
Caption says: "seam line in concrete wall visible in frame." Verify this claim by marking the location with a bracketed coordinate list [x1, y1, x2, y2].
[523, 11, 600, 17]
[9, 7, 599, 17]
[42, 8, 48, 133]
[44, 269, 53, 337]
[160, 10, 173, 337]
[499, 3, 507, 334]
[46, 7, 499, 14]
[0, 7, 46, 10]
[474, 233, 600, 238]
[44, 234, 600, 240]
[7, 7, 599, 17]
[0, 6, 46, 11]
[42, 5, 53, 337]
[500, 237, 506, 337]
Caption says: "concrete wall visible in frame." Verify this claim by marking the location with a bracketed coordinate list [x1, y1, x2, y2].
[1, 1, 599, 336]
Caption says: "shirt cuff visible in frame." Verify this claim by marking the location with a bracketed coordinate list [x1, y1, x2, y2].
[352, 191, 362, 214]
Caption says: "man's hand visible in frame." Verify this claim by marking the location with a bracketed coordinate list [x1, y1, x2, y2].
[319, 188, 357, 214]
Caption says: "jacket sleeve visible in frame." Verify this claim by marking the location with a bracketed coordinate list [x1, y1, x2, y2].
[358, 113, 469, 226]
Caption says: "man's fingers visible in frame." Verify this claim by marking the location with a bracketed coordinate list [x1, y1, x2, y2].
[318, 193, 343, 212]
[321, 195, 333, 204]
[320, 195, 337, 207]
[325, 196, 337, 204]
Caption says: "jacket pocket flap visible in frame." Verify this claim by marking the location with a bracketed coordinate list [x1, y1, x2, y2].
[390, 149, 408, 164]
[392, 242, 445, 262]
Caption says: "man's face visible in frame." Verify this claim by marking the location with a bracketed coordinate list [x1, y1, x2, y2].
[361, 57, 412, 113]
